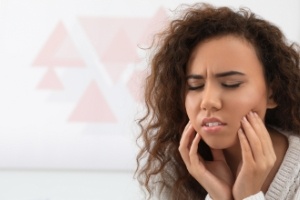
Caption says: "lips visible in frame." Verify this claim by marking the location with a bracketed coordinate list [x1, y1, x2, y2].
[202, 117, 226, 127]
[205, 122, 223, 127]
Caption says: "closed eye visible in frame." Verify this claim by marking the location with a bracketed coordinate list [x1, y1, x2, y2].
[188, 84, 204, 90]
[221, 83, 242, 88]
[186, 75, 204, 90]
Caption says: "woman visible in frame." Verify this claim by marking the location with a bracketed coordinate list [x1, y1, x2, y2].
[136, 3, 300, 199]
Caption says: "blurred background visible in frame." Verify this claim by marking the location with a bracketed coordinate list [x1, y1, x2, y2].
[0, 0, 299, 199]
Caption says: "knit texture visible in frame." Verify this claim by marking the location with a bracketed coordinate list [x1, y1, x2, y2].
[205, 130, 300, 200]
[265, 131, 300, 200]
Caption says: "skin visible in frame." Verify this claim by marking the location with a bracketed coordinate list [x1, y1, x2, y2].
[179, 35, 287, 199]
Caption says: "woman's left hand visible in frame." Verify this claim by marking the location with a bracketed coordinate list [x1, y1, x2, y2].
[232, 111, 276, 200]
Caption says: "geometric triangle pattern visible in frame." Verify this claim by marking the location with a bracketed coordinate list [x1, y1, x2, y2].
[36, 68, 64, 90]
[79, 17, 149, 57]
[33, 8, 169, 124]
[139, 7, 169, 47]
[101, 29, 140, 64]
[68, 80, 117, 123]
[101, 29, 141, 82]
[103, 63, 128, 83]
[79, 17, 153, 83]
[32, 21, 85, 68]
[127, 69, 147, 102]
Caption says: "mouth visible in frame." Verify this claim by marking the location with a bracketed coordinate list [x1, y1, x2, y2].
[201, 118, 226, 134]
[204, 122, 224, 127]
[201, 117, 226, 129]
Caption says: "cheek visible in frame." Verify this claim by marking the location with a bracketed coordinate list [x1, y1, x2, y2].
[229, 89, 268, 118]
[185, 94, 199, 119]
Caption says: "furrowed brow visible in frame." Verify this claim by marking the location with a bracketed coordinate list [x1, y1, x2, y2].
[186, 71, 245, 79]
[215, 71, 245, 78]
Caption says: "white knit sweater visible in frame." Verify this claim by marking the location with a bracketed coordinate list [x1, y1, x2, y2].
[264, 131, 300, 200]
[206, 130, 300, 200]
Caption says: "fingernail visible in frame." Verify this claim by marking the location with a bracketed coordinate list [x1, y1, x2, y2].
[242, 116, 247, 122]
[247, 111, 254, 118]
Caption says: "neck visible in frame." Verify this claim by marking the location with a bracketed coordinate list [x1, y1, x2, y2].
[223, 139, 242, 177]
[222, 127, 288, 191]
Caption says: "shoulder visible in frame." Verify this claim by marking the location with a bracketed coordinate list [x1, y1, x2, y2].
[282, 130, 300, 159]
[266, 129, 300, 199]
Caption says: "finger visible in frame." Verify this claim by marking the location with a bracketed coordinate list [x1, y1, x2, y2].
[241, 116, 264, 162]
[238, 128, 254, 162]
[247, 112, 275, 156]
[250, 113, 277, 169]
[189, 133, 204, 164]
[179, 122, 196, 165]
[180, 121, 195, 148]
[183, 121, 191, 132]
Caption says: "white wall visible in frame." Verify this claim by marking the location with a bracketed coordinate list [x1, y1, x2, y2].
[0, 0, 299, 199]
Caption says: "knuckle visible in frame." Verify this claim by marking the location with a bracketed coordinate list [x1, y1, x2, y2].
[186, 165, 195, 174]
[267, 159, 276, 168]
[178, 146, 183, 152]
[261, 163, 268, 171]
[272, 154, 277, 162]
[257, 160, 274, 172]
[178, 148, 183, 155]
[265, 156, 276, 167]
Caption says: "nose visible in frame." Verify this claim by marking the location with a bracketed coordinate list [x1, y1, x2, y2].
[200, 84, 222, 111]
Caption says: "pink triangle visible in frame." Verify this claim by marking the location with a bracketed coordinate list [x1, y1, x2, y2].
[36, 68, 64, 90]
[68, 81, 117, 123]
[33, 21, 85, 67]
[79, 17, 120, 59]
[101, 29, 139, 64]
[127, 70, 147, 102]
[139, 7, 169, 46]
[79, 17, 148, 60]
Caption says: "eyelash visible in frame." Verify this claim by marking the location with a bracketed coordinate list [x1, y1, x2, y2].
[188, 83, 242, 90]
[221, 83, 242, 88]
[188, 85, 204, 90]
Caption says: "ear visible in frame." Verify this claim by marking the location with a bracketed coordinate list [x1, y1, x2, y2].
[267, 89, 277, 109]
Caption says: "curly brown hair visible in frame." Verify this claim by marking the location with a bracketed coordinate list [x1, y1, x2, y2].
[136, 3, 300, 200]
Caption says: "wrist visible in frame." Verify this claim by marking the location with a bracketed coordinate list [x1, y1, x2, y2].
[242, 191, 264, 200]
[208, 193, 233, 200]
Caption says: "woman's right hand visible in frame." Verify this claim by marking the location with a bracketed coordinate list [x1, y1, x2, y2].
[178, 122, 233, 200]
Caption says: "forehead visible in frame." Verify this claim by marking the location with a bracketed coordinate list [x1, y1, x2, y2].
[187, 35, 263, 75]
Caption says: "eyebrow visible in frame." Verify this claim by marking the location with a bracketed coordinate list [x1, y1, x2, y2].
[186, 71, 245, 79]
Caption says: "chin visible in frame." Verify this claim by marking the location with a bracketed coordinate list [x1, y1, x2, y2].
[204, 138, 237, 150]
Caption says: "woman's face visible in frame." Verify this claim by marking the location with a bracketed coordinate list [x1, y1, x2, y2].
[185, 35, 276, 149]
